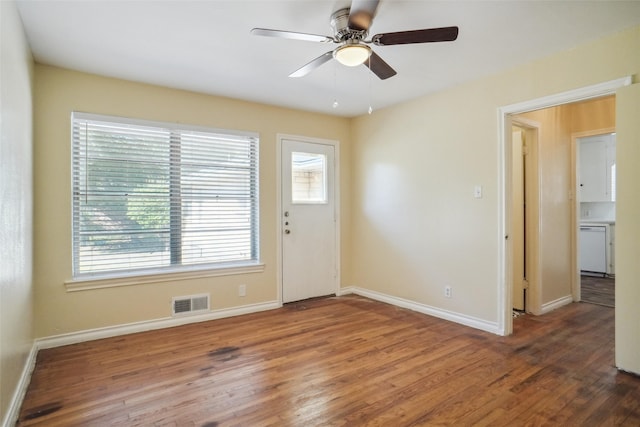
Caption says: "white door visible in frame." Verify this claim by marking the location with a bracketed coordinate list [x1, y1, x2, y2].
[281, 138, 337, 303]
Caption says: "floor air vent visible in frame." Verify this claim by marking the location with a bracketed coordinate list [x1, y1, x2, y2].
[172, 294, 210, 316]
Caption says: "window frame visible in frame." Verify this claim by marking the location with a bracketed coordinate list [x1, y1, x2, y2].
[67, 112, 263, 290]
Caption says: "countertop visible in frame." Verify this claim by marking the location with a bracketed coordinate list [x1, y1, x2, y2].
[580, 219, 615, 226]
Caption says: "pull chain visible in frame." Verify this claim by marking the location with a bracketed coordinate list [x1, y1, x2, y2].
[368, 55, 373, 114]
[332, 62, 339, 109]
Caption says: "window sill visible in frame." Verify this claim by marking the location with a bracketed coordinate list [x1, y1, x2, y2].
[65, 263, 265, 292]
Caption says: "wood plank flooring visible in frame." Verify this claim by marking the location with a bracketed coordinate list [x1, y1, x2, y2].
[18, 295, 640, 426]
[581, 275, 615, 307]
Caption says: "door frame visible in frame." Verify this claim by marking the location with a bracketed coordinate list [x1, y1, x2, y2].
[498, 76, 631, 335]
[510, 118, 541, 314]
[571, 127, 616, 302]
[276, 134, 341, 304]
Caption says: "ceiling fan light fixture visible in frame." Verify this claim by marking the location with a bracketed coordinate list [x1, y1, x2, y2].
[334, 43, 371, 67]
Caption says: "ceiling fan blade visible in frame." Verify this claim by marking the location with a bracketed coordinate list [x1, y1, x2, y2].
[372, 26, 459, 46]
[364, 51, 396, 80]
[348, 0, 380, 32]
[289, 51, 334, 78]
[251, 28, 333, 43]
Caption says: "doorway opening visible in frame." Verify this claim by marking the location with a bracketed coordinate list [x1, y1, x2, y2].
[574, 130, 616, 308]
[510, 119, 540, 315]
[498, 77, 630, 336]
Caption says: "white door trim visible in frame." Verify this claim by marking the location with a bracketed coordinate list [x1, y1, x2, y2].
[276, 134, 341, 304]
[497, 76, 631, 336]
[510, 117, 542, 315]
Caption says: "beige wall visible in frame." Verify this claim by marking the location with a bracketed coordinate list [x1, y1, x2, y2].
[615, 84, 640, 374]
[350, 80, 503, 321]
[349, 25, 639, 369]
[570, 96, 616, 134]
[518, 106, 573, 309]
[0, 0, 34, 422]
[33, 65, 351, 338]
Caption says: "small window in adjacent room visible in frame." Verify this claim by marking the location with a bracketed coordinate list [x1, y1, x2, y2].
[71, 112, 260, 279]
[291, 151, 327, 204]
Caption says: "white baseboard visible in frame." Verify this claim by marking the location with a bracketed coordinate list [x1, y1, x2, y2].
[540, 295, 573, 314]
[36, 300, 281, 350]
[339, 286, 501, 335]
[2, 345, 38, 427]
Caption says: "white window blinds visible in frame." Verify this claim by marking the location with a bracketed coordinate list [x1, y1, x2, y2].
[71, 113, 259, 278]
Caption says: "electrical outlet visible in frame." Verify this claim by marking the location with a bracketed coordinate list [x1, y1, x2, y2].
[444, 286, 452, 298]
[238, 284, 246, 297]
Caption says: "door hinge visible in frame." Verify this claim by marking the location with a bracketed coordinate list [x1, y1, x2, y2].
[522, 145, 529, 156]
[522, 279, 530, 289]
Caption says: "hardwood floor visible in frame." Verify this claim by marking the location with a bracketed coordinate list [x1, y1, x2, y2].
[581, 274, 615, 307]
[18, 296, 640, 426]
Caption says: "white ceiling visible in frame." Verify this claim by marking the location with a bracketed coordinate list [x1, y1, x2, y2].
[16, 0, 640, 117]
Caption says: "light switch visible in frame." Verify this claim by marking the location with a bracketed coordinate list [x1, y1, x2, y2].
[474, 185, 483, 198]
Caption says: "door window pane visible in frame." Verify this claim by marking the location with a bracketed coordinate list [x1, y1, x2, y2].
[291, 152, 327, 204]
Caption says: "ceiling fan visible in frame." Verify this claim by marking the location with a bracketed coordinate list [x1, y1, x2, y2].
[251, 0, 459, 80]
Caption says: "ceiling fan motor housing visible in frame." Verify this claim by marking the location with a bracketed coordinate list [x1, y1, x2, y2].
[331, 8, 367, 41]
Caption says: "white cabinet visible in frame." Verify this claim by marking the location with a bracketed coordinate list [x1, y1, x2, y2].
[579, 133, 616, 202]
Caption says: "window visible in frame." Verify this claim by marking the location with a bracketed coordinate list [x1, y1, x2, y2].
[291, 151, 327, 204]
[71, 113, 259, 279]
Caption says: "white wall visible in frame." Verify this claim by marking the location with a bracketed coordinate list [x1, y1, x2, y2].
[581, 202, 615, 221]
[0, 0, 34, 423]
